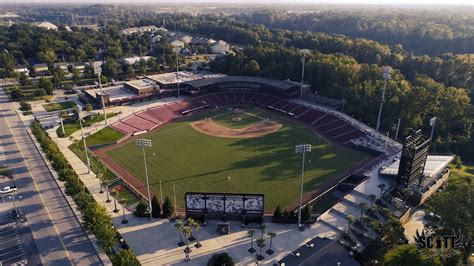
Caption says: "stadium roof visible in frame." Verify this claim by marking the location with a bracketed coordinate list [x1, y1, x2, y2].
[379, 155, 455, 178]
[184, 76, 302, 90]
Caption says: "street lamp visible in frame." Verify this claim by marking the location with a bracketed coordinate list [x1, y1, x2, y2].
[77, 105, 91, 174]
[299, 49, 310, 99]
[97, 70, 108, 125]
[295, 144, 311, 230]
[375, 66, 391, 132]
[136, 138, 153, 221]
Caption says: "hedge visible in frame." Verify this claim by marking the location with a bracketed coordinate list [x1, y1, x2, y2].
[30, 120, 139, 265]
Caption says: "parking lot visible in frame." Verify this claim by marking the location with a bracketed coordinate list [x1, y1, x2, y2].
[0, 222, 27, 264]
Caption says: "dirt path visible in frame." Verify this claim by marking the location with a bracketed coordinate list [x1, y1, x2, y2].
[191, 119, 282, 138]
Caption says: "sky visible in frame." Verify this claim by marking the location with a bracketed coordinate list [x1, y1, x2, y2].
[2, 0, 473, 5]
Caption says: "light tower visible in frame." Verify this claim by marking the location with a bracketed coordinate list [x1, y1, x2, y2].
[376, 66, 391, 132]
[299, 49, 310, 99]
[295, 144, 311, 230]
[135, 138, 153, 221]
[97, 69, 108, 125]
[77, 105, 91, 174]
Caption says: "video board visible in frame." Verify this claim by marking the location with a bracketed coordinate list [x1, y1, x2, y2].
[185, 192, 264, 215]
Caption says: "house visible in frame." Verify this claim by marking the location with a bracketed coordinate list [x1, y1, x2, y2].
[34, 21, 58, 31]
[87, 61, 104, 74]
[121, 25, 158, 35]
[14, 65, 29, 76]
[33, 63, 49, 75]
[170, 40, 185, 53]
[53, 62, 69, 72]
[72, 62, 87, 73]
[210, 40, 230, 54]
[180, 35, 193, 44]
[121, 56, 151, 66]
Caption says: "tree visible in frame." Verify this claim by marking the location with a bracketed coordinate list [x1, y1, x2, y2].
[273, 205, 282, 221]
[426, 183, 474, 263]
[38, 77, 54, 95]
[52, 67, 65, 89]
[188, 219, 202, 248]
[9, 85, 24, 99]
[266, 232, 276, 255]
[151, 195, 161, 218]
[181, 225, 193, 255]
[72, 68, 82, 84]
[207, 252, 234, 266]
[19, 72, 30, 86]
[301, 204, 312, 222]
[113, 249, 140, 266]
[256, 237, 265, 261]
[175, 220, 185, 246]
[243, 59, 260, 76]
[382, 217, 406, 247]
[85, 103, 93, 112]
[383, 244, 441, 266]
[346, 215, 356, 235]
[247, 230, 256, 253]
[162, 196, 174, 217]
[37, 49, 56, 67]
[369, 194, 377, 209]
[19, 101, 31, 111]
[359, 202, 369, 221]
[134, 200, 148, 217]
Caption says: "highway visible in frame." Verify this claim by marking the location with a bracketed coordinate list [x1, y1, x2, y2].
[0, 88, 103, 265]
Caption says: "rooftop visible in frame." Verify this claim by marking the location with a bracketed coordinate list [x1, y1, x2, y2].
[146, 71, 200, 85]
[185, 76, 302, 91]
[379, 154, 455, 178]
[84, 85, 135, 102]
[124, 79, 157, 90]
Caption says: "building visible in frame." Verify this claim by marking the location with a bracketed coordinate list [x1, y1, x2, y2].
[210, 40, 230, 54]
[278, 237, 359, 266]
[34, 21, 58, 31]
[146, 71, 201, 90]
[53, 62, 69, 72]
[170, 40, 185, 53]
[14, 65, 29, 76]
[72, 63, 87, 73]
[121, 56, 151, 66]
[121, 25, 158, 35]
[123, 79, 160, 96]
[33, 63, 49, 75]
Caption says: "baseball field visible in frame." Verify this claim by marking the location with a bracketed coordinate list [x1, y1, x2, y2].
[104, 106, 369, 210]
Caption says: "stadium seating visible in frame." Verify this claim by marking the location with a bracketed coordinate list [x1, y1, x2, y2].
[111, 91, 367, 144]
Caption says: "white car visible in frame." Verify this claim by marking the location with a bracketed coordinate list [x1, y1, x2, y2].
[0, 186, 18, 194]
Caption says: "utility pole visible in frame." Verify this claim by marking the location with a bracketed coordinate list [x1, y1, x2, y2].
[299, 49, 309, 99]
[295, 144, 311, 230]
[376, 66, 391, 132]
[97, 71, 108, 125]
[136, 139, 153, 221]
[77, 105, 91, 174]
[395, 118, 401, 140]
[175, 50, 180, 98]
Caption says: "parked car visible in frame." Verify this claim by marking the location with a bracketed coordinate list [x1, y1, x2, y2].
[0, 186, 18, 194]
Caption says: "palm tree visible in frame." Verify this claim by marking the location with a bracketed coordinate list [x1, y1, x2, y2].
[256, 237, 265, 261]
[401, 188, 414, 210]
[369, 220, 381, 239]
[97, 163, 111, 203]
[368, 194, 377, 209]
[112, 191, 119, 213]
[377, 183, 386, 199]
[187, 218, 196, 242]
[359, 202, 369, 221]
[181, 225, 193, 254]
[346, 215, 355, 235]
[193, 221, 202, 248]
[247, 230, 256, 253]
[266, 232, 276, 255]
[175, 220, 185, 246]
[119, 193, 128, 224]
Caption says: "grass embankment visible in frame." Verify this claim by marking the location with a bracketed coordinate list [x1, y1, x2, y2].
[58, 112, 119, 137]
[43, 101, 75, 112]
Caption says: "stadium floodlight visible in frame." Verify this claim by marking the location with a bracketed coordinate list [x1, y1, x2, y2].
[375, 66, 392, 132]
[77, 104, 91, 174]
[175, 50, 180, 99]
[295, 144, 312, 230]
[299, 49, 310, 99]
[136, 138, 153, 221]
[97, 70, 108, 125]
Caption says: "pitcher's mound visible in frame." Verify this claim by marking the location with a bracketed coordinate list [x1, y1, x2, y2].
[191, 119, 282, 138]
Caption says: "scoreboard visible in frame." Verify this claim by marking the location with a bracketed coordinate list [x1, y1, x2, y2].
[185, 192, 264, 216]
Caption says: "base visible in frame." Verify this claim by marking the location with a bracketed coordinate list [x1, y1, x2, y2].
[106, 199, 112, 203]
[188, 236, 196, 242]
[257, 254, 265, 261]
[113, 209, 120, 213]
[266, 249, 274, 255]
[194, 243, 202, 248]
[248, 247, 256, 254]
[178, 241, 185, 247]
[121, 219, 129, 224]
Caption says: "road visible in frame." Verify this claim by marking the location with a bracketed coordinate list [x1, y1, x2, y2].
[0, 88, 103, 265]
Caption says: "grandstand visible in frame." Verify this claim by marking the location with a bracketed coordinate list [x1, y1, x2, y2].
[111, 91, 367, 145]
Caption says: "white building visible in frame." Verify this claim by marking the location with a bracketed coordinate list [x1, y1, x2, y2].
[34, 21, 58, 31]
[121, 26, 158, 35]
[14, 65, 29, 76]
[170, 40, 185, 53]
[210, 40, 230, 54]
[121, 56, 151, 65]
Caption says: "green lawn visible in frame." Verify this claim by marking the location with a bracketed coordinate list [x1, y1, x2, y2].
[449, 163, 474, 185]
[43, 101, 75, 112]
[59, 112, 119, 137]
[83, 127, 124, 147]
[212, 110, 262, 129]
[106, 107, 368, 210]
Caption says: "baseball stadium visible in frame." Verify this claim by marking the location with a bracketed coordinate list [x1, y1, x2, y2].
[94, 75, 385, 214]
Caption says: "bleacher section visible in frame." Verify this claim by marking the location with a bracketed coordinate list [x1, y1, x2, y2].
[111, 91, 368, 144]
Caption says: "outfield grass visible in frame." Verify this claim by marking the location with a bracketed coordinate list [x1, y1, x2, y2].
[43, 101, 75, 112]
[106, 107, 368, 210]
[212, 110, 262, 129]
